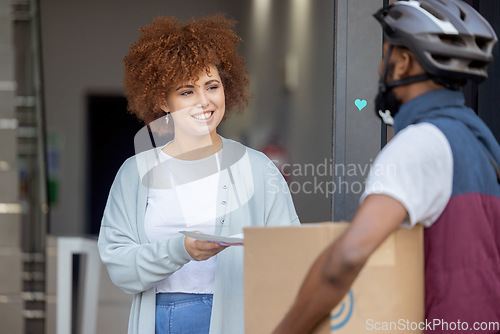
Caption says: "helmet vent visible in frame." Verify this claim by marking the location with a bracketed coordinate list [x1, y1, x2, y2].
[431, 54, 451, 64]
[419, 3, 446, 21]
[388, 10, 402, 20]
[475, 36, 490, 51]
[438, 34, 465, 47]
[469, 60, 487, 69]
[459, 8, 466, 21]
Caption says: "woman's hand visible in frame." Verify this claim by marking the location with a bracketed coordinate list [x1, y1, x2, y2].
[184, 234, 228, 261]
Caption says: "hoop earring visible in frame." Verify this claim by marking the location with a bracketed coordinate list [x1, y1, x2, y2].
[165, 113, 170, 125]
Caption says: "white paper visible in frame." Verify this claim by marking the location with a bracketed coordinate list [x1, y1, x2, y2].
[180, 231, 244, 246]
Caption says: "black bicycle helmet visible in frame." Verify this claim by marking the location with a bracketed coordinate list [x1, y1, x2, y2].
[374, 0, 497, 83]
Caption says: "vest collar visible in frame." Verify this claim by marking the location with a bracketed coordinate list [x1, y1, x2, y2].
[394, 89, 466, 134]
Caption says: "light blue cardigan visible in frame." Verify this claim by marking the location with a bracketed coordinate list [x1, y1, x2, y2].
[97, 137, 300, 334]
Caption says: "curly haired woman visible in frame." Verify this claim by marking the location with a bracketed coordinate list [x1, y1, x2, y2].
[97, 15, 300, 334]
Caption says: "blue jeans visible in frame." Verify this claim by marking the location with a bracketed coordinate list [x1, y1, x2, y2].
[155, 293, 213, 334]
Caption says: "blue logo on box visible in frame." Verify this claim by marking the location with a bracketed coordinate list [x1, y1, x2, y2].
[330, 290, 354, 331]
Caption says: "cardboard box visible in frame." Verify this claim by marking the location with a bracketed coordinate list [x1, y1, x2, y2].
[244, 222, 424, 333]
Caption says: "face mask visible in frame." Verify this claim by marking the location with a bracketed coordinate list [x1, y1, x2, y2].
[374, 88, 402, 126]
[374, 62, 402, 126]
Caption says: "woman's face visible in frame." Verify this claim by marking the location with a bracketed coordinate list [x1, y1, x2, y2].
[162, 65, 225, 140]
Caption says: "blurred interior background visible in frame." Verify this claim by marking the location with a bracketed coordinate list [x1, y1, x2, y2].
[0, 0, 498, 333]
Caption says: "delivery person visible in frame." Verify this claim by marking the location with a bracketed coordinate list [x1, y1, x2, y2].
[273, 1, 500, 333]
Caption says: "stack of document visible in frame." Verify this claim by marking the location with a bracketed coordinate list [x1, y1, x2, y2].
[180, 231, 244, 246]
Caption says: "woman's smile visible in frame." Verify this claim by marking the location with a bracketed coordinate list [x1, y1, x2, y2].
[191, 110, 215, 121]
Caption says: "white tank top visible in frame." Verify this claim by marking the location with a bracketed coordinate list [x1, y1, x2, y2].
[144, 148, 221, 294]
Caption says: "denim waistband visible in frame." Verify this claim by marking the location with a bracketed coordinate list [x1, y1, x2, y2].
[156, 293, 213, 305]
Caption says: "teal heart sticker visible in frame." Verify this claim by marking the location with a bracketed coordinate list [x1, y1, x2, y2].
[355, 99, 367, 111]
